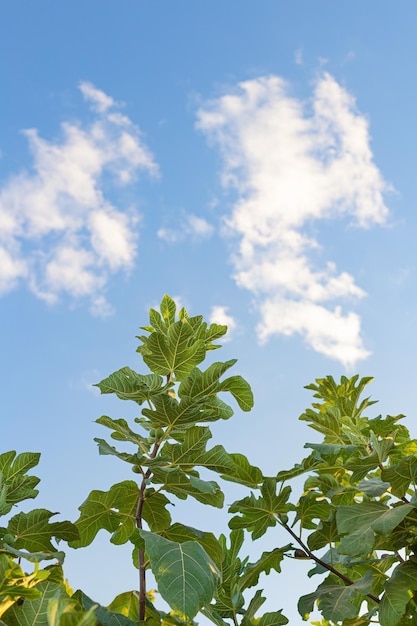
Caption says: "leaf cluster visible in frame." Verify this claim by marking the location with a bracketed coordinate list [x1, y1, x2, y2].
[237, 374, 417, 626]
[4, 297, 417, 626]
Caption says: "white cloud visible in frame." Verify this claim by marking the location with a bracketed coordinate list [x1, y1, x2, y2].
[197, 72, 391, 367]
[0, 83, 158, 312]
[157, 213, 214, 242]
[209, 305, 237, 342]
[79, 82, 115, 113]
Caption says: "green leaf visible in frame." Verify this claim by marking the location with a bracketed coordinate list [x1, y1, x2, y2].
[151, 467, 224, 508]
[293, 492, 332, 530]
[304, 442, 357, 458]
[381, 456, 417, 498]
[161, 523, 224, 568]
[93, 438, 142, 465]
[73, 591, 138, 626]
[160, 426, 236, 475]
[47, 596, 97, 626]
[58, 610, 97, 626]
[8, 509, 79, 554]
[160, 294, 177, 325]
[143, 391, 236, 428]
[299, 573, 373, 623]
[141, 490, 172, 532]
[194, 321, 228, 346]
[336, 502, 415, 555]
[3, 544, 65, 565]
[379, 560, 417, 626]
[239, 547, 290, 590]
[140, 531, 220, 620]
[345, 452, 381, 483]
[0, 556, 49, 617]
[177, 361, 253, 411]
[94, 368, 170, 404]
[2, 579, 68, 626]
[221, 453, 262, 488]
[317, 572, 373, 623]
[357, 479, 390, 497]
[70, 481, 138, 548]
[257, 611, 289, 626]
[307, 518, 339, 551]
[297, 590, 317, 621]
[178, 360, 235, 399]
[141, 322, 206, 380]
[276, 455, 319, 482]
[229, 480, 292, 539]
[95, 415, 148, 447]
[106, 591, 139, 622]
[241, 589, 266, 623]
[0, 452, 40, 514]
[217, 376, 254, 412]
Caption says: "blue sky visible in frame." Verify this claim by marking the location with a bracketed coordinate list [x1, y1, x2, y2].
[1, 2, 417, 623]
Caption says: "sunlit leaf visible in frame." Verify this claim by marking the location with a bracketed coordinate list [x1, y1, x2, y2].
[160, 426, 235, 475]
[0, 452, 40, 514]
[257, 611, 288, 626]
[141, 322, 206, 380]
[47, 596, 97, 626]
[151, 467, 224, 508]
[178, 361, 236, 400]
[221, 453, 262, 488]
[160, 294, 177, 325]
[2, 579, 68, 626]
[161, 523, 224, 567]
[95, 368, 170, 404]
[95, 415, 147, 447]
[8, 509, 78, 554]
[70, 481, 138, 548]
[140, 531, 220, 620]
[73, 590, 137, 626]
[218, 375, 254, 412]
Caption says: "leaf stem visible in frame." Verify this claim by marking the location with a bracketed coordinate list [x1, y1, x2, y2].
[136, 439, 161, 621]
[278, 515, 380, 605]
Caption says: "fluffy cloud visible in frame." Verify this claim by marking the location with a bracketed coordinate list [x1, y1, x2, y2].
[197, 73, 391, 366]
[209, 305, 237, 342]
[0, 82, 158, 315]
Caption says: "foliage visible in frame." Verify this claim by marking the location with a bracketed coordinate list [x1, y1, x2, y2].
[2, 296, 417, 626]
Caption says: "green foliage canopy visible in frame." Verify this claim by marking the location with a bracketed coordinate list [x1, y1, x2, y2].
[2, 296, 417, 626]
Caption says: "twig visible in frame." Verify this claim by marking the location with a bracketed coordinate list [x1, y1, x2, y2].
[278, 515, 380, 605]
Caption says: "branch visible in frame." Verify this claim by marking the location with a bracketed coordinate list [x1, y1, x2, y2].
[136, 439, 162, 621]
[278, 515, 380, 605]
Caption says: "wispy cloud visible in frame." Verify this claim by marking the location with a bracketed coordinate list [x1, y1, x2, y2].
[294, 48, 303, 65]
[0, 82, 158, 315]
[197, 72, 391, 366]
[157, 213, 214, 243]
[209, 305, 237, 342]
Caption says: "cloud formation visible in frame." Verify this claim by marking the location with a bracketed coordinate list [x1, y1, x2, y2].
[197, 73, 391, 366]
[0, 82, 158, 315]
[209, 305, 237, 342]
